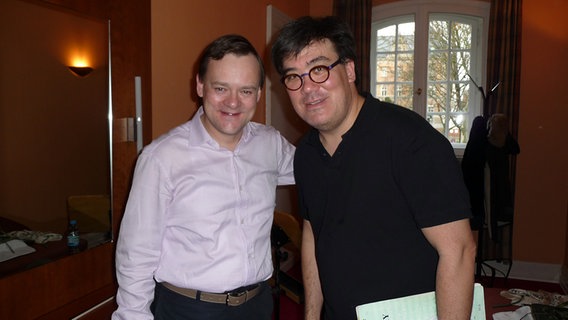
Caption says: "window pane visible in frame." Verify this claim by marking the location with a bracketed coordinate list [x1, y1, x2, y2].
[448, 114, 468, 143]
[397, 53, 414, 81]
[376, 53, 395, 82]
[396, 83, 413, 109]
[451, 51, 470, 81]
[451, 22, 472, 49]
[376, 83, 394, 102]
[377, 25, 396, 51]
[429, 20, 449, 50]
[428, 52, 448, 81]
[397, 22, 415, 51]
[450, 82, 470, 112]
[427, 83, 447, 112]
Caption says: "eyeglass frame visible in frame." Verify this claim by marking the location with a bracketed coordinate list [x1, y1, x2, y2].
[280, 58, 343, 91]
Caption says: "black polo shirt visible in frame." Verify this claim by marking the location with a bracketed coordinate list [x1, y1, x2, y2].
[294, 95, 472, 320]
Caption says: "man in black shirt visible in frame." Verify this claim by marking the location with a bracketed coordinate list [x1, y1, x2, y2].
[271, 16, 477, 320]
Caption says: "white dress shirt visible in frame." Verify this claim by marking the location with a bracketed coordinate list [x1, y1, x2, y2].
[113, 107, 295, 319]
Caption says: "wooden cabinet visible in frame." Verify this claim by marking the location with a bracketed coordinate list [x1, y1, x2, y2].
[0, 0, 150, 318]
[0, 243, 115, 319]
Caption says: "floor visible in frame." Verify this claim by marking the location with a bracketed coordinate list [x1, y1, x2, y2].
[272, 276, 565, 320]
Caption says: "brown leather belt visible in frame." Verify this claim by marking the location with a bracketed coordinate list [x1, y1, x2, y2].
[161, 282, 263, 306]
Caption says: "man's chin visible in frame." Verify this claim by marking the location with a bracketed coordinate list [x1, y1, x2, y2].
[219, 124, 246, 136]
[304, 115, 328, 131]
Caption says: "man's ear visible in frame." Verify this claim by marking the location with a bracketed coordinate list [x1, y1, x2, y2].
[344, 59, 357, 83]
[256, 87, 262, 103]
[196, 74, 204, 98]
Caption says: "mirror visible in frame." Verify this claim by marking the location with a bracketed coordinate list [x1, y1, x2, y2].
[0, 0, 112, 274]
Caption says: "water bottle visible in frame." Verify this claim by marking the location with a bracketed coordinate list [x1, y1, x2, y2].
[67, 219, 80, 253]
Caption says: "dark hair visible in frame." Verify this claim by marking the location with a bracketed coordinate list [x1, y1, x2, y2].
[198, 34, 265, 88]
[271, 16, 357, 76]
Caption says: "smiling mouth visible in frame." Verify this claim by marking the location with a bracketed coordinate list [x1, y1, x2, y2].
[305, 93, 326, 103]
[306, 97, 325, 107]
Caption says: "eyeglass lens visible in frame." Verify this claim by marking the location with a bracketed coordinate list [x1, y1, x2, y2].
[282, 59, 341, 91]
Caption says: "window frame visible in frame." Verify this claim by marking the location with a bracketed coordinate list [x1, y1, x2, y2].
[371, 0, 490, 156]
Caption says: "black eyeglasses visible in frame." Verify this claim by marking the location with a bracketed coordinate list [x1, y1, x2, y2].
[280, 58, 343, 91]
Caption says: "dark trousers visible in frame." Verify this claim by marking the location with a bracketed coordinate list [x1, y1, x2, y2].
[152, 282, 273, 320]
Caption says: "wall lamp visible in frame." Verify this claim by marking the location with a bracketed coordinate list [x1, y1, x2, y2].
[68, 66, 94, 77]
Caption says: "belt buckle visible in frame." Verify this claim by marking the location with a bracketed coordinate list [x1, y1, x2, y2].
[226, 290, 247, 306]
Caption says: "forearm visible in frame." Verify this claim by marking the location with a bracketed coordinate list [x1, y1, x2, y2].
[435, 257, 475, 319]
[435, 235, 476, 319]
[114, 215, 161, 319]
[423, 219, 477, 320]
[114, 242, 158, 319]
[301, 220, 323, 320]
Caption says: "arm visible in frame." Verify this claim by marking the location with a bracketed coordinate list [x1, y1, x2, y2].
[113, 154, 168, 320]
[422, 218, 477, 320]
[301, 220, 323, 320]
[276, 132, 296, 186]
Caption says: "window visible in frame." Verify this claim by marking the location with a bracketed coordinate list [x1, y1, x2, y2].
[371, 0, 490, 152]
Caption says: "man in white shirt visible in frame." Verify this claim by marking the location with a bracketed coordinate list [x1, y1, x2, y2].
[113, 34, 295, 320]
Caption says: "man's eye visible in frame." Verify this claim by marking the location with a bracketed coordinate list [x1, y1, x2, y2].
[311, 66, 325, 74]
[214, 87, 226, 93]
[242, 89, 253, 95]
[284, 74, 299, 83]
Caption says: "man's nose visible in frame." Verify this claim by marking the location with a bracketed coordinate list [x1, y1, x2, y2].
[301, 75, 319, 92]
[226, 91, 239, 107]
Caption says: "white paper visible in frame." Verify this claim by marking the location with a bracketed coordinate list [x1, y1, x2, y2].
[0, 239, 36, 262]
[356, 283, 486, 320]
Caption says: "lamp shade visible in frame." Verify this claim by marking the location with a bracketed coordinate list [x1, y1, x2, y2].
[68, 66, 94, 77]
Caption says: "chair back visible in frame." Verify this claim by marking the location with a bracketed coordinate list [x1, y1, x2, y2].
[273, 210, 302, 249]
[67, 195, 111, 233]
